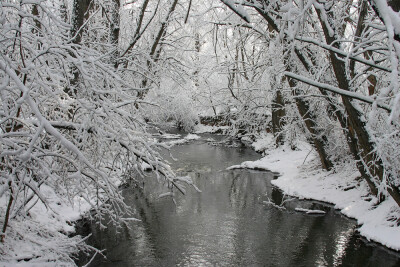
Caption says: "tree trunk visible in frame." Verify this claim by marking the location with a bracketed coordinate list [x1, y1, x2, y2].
[287, 78, 334, 170]
[139, 0, 179, 100]
[316, 2, 400, 206]
[71, 0, 92, 45]
[271, 90, 286, 147]
[110, 0, 120, 68]
[68, 0, 92, 95]
[254, 6, 334, 170]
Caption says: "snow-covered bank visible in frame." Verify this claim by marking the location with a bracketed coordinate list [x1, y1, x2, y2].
[0, 185, 92, 266]
[229, 137, 400, 251]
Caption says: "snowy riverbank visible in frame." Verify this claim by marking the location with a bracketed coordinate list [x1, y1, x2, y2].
[0, 187, 91, 266]
[229, 135, 400, 251]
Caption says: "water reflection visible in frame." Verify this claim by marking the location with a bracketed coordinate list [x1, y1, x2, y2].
[81, 141, 400, 267]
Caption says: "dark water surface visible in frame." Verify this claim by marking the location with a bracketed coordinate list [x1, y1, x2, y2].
[81, 134, 400, 266]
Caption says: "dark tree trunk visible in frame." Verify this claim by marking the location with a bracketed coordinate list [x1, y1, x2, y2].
[287, 78, 334, 170]
[271, 90, 286, 147]
[110, 0, 120, 68]
[254, 6, 334, 170]
[71, 0, 92, 45]
[68, 0, 92, 96]
[316, 2, 400, 206]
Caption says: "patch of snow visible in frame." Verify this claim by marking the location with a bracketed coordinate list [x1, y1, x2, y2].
[162, 139, 189, 147]
[141, 162, 153, 171]
[161, 133, 181, 139]
[194, 124, 229, 134]
[295, 208, 326, 215]
[121, 217, 141, 222]
[251, 133, 275, 152]
[185, 134, 201, 140]
[0, 184, 92, 265]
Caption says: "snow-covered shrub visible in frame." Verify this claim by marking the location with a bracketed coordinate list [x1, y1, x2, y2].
[143, 80, 199, 132]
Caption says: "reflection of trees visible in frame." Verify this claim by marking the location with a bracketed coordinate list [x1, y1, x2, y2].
[84, 154, 400, 266]
[221, 170, 400, 266]
[339, 233, 400, 266]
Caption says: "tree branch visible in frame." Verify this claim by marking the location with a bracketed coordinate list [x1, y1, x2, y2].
[284, 71, 391, 112]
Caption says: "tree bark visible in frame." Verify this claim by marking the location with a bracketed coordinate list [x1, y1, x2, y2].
[271, 90, 285, 147]
[68, 0, 92, 96]
[110, 0, 120, 68]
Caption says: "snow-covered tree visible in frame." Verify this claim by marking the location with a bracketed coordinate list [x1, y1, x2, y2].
[218, 0, 400, 206]
[0, 0, 178, 263]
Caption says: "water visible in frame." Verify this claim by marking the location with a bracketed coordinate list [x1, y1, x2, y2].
[79, 134, 400, 266]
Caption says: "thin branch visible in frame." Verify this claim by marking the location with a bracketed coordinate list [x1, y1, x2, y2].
[295, 36, 391, 72]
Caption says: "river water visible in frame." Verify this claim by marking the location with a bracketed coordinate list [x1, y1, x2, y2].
[79, 133, 400, 266]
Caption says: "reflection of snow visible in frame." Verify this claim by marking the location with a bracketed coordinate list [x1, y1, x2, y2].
[228, 142, 400, 251]
[333, 229, 353, 266]
[158, 192, 174, 198]
[161, 133, 181, 139]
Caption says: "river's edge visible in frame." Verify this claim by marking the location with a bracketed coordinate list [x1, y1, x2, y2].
[228, 134, 400, 252]
[3, 127, 398, 266]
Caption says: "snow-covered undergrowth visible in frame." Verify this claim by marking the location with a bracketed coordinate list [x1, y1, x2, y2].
[0, 185, 92, 266]
[229, 134, 400, 251]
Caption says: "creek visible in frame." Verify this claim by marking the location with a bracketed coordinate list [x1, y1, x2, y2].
[78, 132, 400, 266]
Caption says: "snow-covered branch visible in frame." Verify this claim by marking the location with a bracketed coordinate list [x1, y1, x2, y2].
[284, 71, 391, 112]
[219, 0, 251, 23]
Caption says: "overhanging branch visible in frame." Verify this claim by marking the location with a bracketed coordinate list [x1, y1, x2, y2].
[284, 72, 391, 112]
[295, 37, 391, 72]
[220, 0, 251, 23]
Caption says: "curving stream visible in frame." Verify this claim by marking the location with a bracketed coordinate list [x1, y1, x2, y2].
[78, 133, 400, 266]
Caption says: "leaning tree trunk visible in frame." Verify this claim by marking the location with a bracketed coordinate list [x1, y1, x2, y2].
[254, 6, 334, 170]
[315, 2, 400, 207]
[287, 78, 334, 171]
[139, 0, 179, 100]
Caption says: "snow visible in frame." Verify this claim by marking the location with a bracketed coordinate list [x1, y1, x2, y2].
[251, 133, 275, 152]
[141, 162, 153, 171]
[185, 133, 201, 140]
[220, 0, 251, 23]
[159, 133, 203, 147]
[0, 184, 92, 265]
[194, 124, 229, 134]
[162, 138, 190, 147]
[228, 142, 400, 251]
[160, 133, 181, 139]
[295, 208, 326, 215]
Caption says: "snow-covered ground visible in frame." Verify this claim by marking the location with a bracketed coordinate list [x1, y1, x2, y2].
[0, 185, 92, 266]
[229, 134, 400, 251]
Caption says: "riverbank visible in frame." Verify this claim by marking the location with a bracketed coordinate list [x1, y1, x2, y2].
[228, 133, 400, 251]
[0, 185, 92, 266]
[2, 126, 399, 265]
